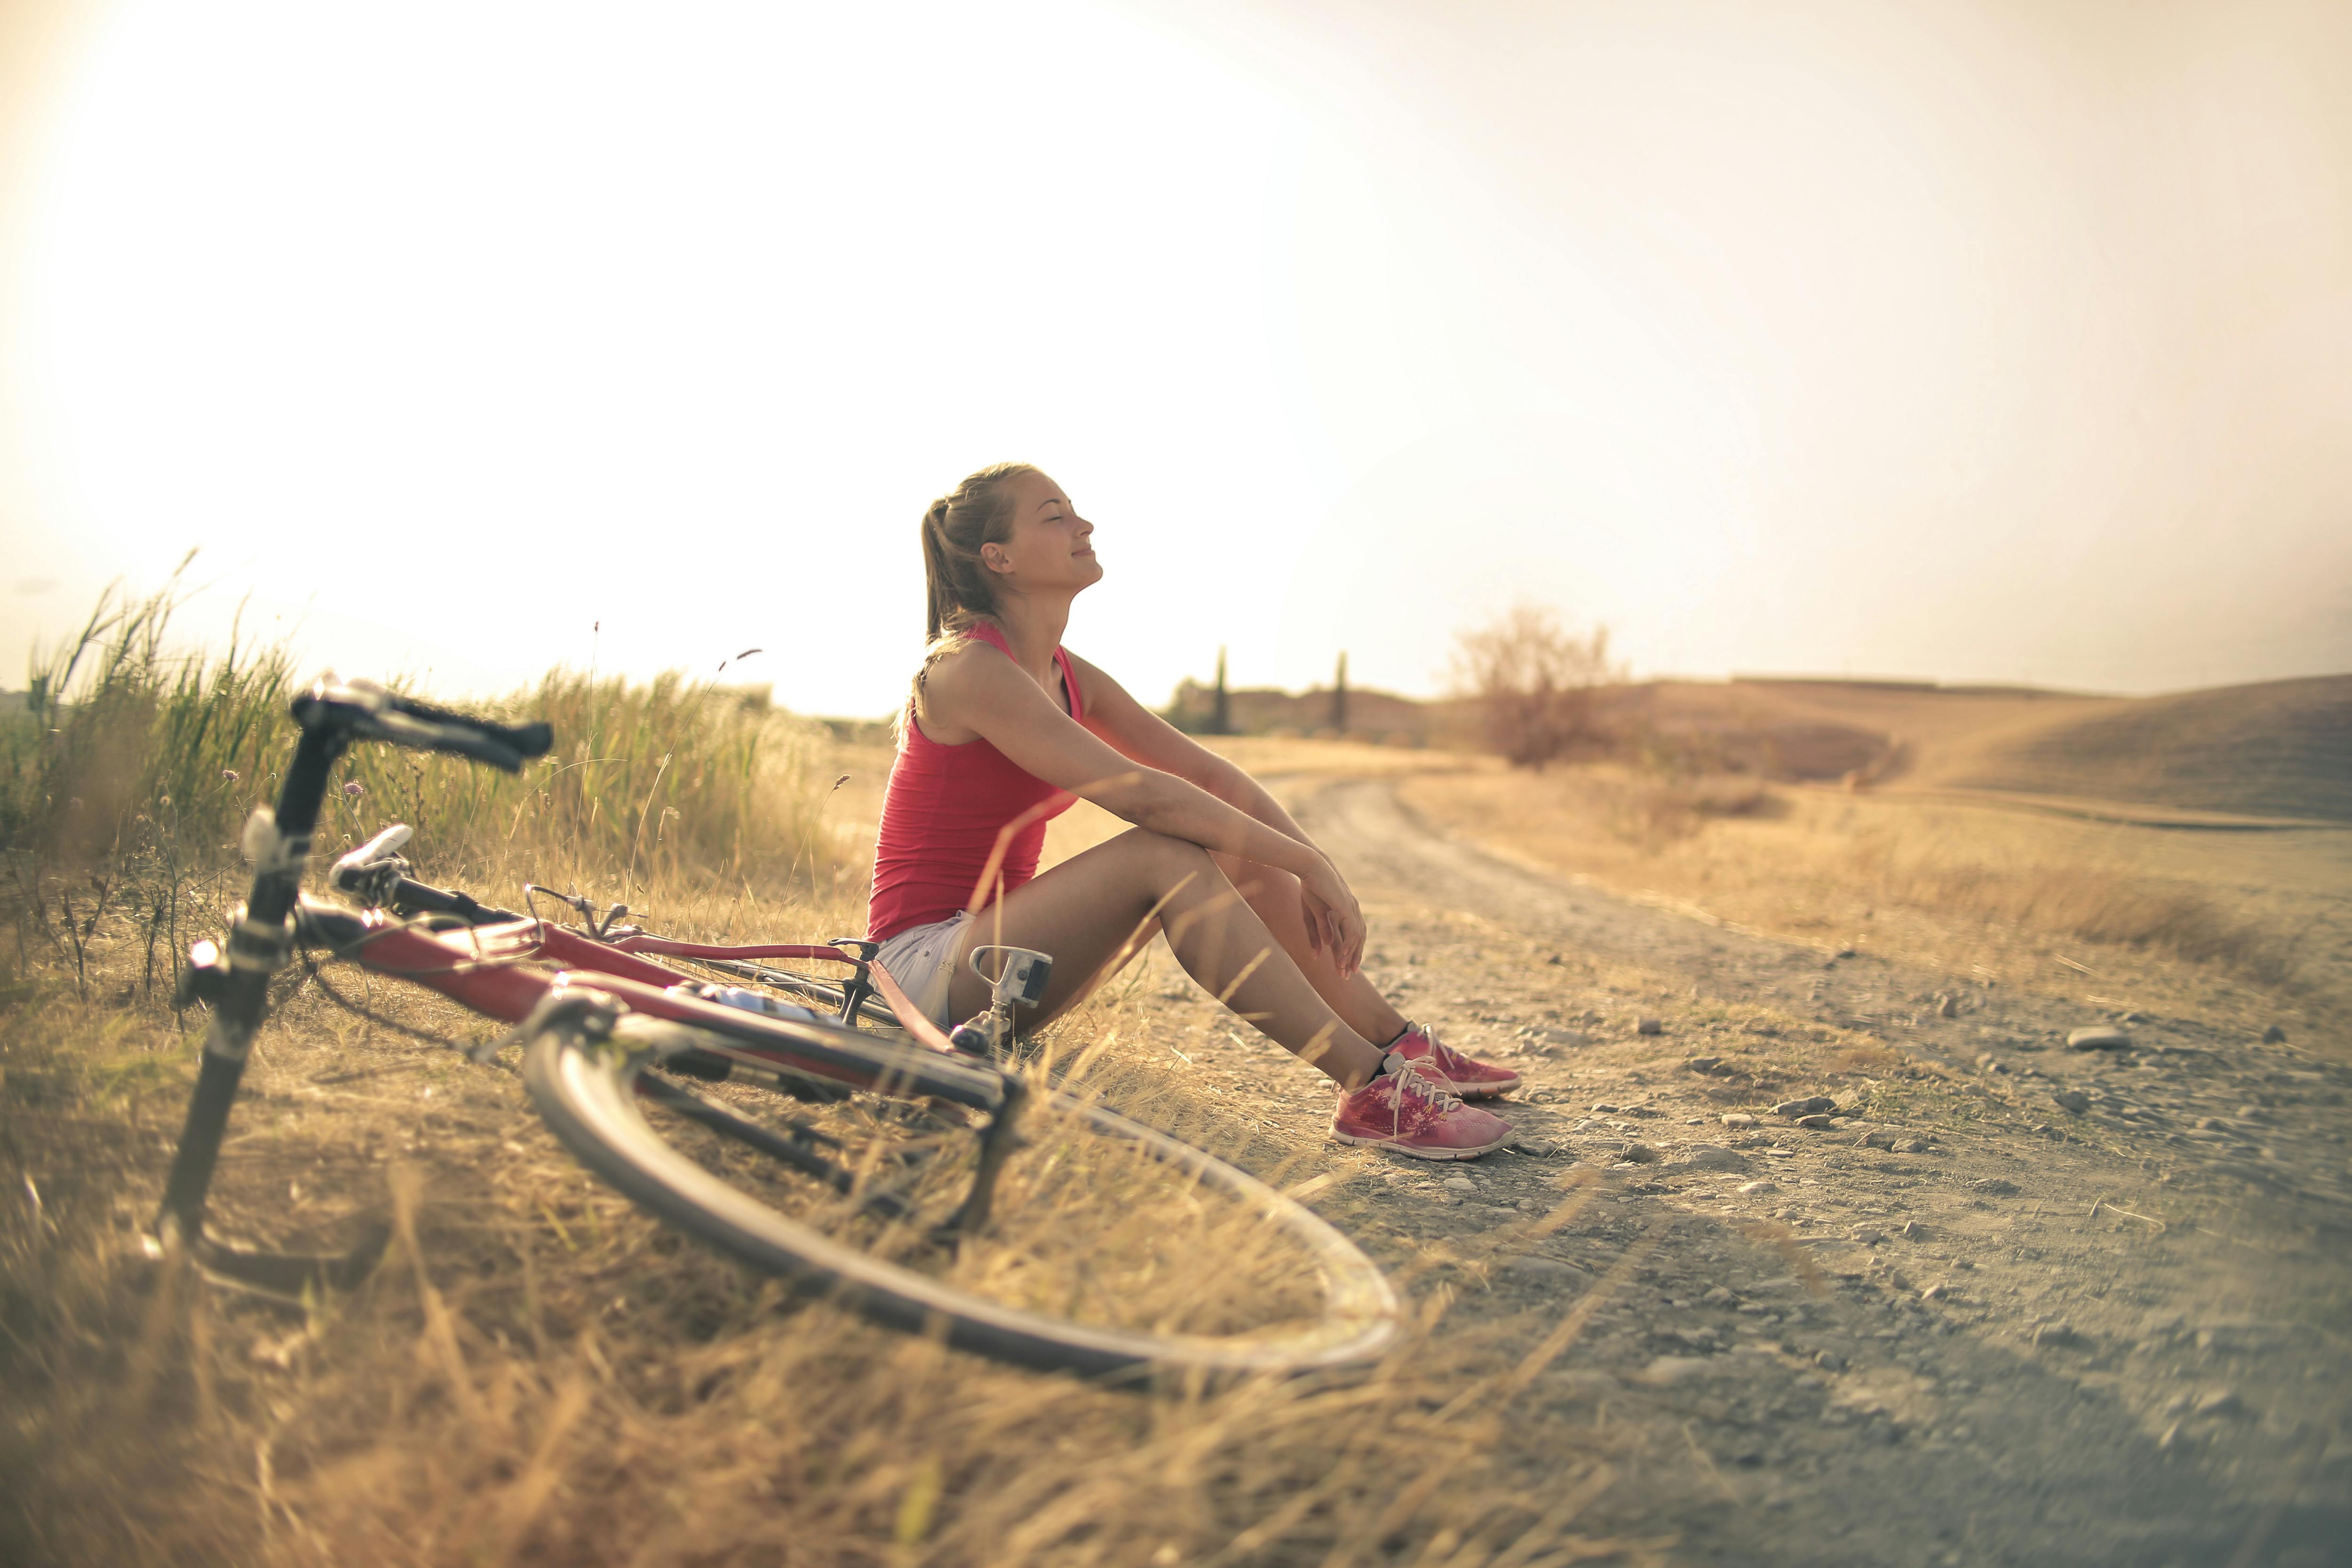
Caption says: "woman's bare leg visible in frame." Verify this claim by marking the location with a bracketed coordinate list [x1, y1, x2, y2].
[946, 829, 1387, 1090]
[1211, 852, 1408, 1045]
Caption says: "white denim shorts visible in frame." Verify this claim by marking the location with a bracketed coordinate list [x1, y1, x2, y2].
[872, 912, 972, 1031]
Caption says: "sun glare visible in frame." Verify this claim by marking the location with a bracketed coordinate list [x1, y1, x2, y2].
[8, 0, 2346, 707]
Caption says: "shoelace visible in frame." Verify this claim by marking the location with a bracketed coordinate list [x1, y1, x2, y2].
[1409, 1022, 1476, 1074]
[1371, 1058, 1467, 1137]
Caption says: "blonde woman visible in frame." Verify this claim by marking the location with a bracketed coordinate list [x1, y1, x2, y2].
[868, 463, 1518, 1158]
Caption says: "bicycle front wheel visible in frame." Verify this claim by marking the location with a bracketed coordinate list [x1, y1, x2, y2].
[522, 1011, 1401, 1380]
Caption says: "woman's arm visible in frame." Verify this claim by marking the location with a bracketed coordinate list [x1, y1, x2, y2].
[1060, 651, 1319, 844]
[921, 644, 1364, 969]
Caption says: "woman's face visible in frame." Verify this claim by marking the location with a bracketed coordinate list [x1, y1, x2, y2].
[984, 470, 1103, 596]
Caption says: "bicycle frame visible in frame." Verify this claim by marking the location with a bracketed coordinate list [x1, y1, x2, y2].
[301, 906, 987, 1099]
[150, 677, 1006, 1300]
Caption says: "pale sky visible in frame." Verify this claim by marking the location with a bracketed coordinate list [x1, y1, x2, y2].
[3, 0, 2347, 715]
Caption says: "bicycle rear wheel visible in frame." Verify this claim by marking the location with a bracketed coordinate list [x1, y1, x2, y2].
[522, 1010, 1401, 1380]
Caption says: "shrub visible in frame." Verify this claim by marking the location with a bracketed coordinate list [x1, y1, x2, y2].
[1447, 604, 1621, 769]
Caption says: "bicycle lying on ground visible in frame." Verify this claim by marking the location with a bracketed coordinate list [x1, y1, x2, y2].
[153, 676, 1401, 1379]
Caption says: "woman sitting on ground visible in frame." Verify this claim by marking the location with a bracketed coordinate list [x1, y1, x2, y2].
[867, 462, 1519, 1159]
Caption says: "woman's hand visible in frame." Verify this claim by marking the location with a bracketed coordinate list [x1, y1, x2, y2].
[1295, 853, 1367, 978]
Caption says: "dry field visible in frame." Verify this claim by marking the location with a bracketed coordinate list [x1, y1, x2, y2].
[1398, 760, 2352, 1041]
[8, 628, 2349, 1568]
[0, 627, 1634, 1568]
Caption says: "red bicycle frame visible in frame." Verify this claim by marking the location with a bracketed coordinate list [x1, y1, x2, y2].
[297, 902, 980, 1098]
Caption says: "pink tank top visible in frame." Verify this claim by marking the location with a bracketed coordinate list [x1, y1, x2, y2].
[866, 622, 1086, 942]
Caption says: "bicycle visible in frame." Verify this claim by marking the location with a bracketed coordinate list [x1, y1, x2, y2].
[154, 676, 1402, 1379]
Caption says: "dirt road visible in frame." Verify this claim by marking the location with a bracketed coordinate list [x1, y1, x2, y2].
[1140, 771, 2352, 1568]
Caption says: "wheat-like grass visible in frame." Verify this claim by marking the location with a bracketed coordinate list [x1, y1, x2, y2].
[2, 591, 1657, 1566]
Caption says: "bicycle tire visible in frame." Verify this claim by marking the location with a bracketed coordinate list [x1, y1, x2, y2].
[522, 1011, 1402, 1380]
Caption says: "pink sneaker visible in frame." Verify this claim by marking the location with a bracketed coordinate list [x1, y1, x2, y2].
[1385, 1023, 1521, 1098]
[1331, 1059, 1512, 1160]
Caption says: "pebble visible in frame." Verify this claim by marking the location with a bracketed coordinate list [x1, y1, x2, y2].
[1636, 1016, 1664, 1035]
[1854, 1130, 1897, 1151]
[1590, 1102, 1621, 1114]
[1621, 1142, 1661, 1163]
[1897, 1138, 1934, 1154]
[2053, 1089, 2091, 1115]
[1666, 1146, 1750, 1173]
[1736, 1179, 1780, 1195]
[2067, 1027, 2132, 1051]
[1510, 1138, 1559, 1158]
[1900, 1219, 1925, 1240]
[2262, 1025, 2288, 1044]
[2195, 1388, 2248, 1418]
[1852, 1227, 1886, 1245]
[2032, 1321, 2079, 1347]
[1796, 1114, 1836, 1130]
[1774, 1097, 1836, 1117]
[1640, 1355, 1713, 1385]
[1971, 1178, 2019, 1196]
[1443, 1176, 1477, 1194]
[1500, 1255, 1587, 1285]
[1702, 1285, 1736, 1305]
[1721, 1113, 1758, 1129]
[1686, 1056, 1722, 1073]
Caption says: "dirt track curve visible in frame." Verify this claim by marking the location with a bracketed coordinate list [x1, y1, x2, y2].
[1150, 772, 2352, 1568]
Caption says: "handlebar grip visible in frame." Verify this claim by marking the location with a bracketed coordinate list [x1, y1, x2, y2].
[292, 677, 555, 772]
[382, 690, 554, 762]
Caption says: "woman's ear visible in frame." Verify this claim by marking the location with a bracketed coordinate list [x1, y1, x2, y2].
[980, 542, 1013, 576]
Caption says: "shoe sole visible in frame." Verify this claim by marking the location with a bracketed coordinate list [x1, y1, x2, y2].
[1329, 1127, 1512, 1161]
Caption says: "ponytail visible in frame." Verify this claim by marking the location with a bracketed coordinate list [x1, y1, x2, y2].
[908, 462, 1037, 715]
[917, 461, 1034, 648]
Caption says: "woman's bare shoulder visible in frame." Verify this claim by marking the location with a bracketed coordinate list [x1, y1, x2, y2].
[922, 634, 1012, 692]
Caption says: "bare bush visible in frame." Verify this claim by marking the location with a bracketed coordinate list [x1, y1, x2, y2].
[1448, 604, 1621, 769]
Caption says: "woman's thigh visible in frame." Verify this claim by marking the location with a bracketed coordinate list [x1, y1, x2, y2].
[945, 827, 1231, 1024]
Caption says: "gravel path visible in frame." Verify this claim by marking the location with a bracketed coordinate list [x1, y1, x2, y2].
[1141, 772, 2352, 1568]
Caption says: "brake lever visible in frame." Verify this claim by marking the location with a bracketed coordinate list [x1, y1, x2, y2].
[330, 824, 415, 900]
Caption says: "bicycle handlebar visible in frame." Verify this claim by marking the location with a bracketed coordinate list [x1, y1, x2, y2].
[292, 676, 554, 772]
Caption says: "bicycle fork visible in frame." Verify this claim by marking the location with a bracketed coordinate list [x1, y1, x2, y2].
[152, 724, 387, 1298]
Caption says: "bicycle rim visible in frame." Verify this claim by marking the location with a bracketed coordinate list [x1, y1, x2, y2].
[523, 1015, 1401, 1380]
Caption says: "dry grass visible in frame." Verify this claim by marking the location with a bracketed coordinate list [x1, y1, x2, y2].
[0, 922, 1634, 1568]
[1, 608, 1655, 1567]
[1403, 758, 2349, 1027]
